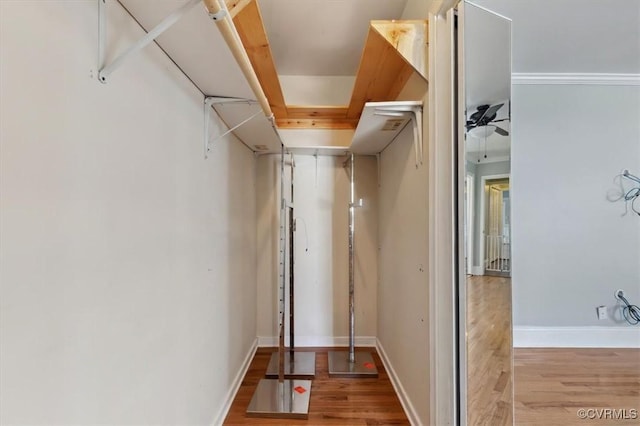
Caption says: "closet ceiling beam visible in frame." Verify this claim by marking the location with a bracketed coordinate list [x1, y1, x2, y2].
[202, 0, 274, 120]
[212, 0, 428, 130]
[229, 0, 287, 118]
[275, 118, 360, 130]
[224, 0, 252, 18]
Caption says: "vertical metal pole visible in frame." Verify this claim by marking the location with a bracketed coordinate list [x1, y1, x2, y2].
[289, 154, 295, 358]
[278, 145, 286, 383]
[327, 157, 376, 377]
[348, 153, 356, 363]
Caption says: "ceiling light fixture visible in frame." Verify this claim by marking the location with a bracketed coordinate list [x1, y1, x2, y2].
[468, 125, 495, 139]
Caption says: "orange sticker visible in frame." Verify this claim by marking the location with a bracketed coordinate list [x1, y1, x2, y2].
[294, 386, 307, 394]
[364, 362, 375, 369]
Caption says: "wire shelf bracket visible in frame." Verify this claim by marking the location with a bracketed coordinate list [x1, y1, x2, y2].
[98, 0, 201, 83]
[204, 96, 259, 158]
[373, 105, 423, 167]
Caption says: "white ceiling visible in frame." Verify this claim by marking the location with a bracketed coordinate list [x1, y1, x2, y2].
[260, 0, 408, 76]
[464, 2, 511, 159]
[464, 2, 511, 109]
[472, 0, 640, 74]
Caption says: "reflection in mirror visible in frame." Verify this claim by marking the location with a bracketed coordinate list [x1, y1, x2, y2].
[462, 2, 513, 425]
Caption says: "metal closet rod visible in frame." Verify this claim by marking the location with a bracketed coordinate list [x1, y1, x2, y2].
[202, 0, 273, 120]
[348, 153, 356, 363]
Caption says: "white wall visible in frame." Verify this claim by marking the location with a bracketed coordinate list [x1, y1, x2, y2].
[255, 155, 281, 340]
[0, 1, 256, 424]
[378, 124, 430, 423]
[511, 84, 640, 334]
[474, 0, 640, 74]
[256, 154, 378, 345]
[279, 129, 354, 149]
[402, 0, 429, 19]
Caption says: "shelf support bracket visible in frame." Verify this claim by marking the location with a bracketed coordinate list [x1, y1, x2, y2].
[98, 0, 201, 83]
[374, 105, 423, 167]
[204, 96, 259, 158]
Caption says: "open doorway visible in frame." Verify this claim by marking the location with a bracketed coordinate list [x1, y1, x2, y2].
[484, 177, 511, 276]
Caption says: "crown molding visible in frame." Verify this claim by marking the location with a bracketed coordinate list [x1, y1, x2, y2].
[512, 73, 640, 86]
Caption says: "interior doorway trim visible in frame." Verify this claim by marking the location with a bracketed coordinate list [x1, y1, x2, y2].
[465, 172, 475, 274]
[478, 173, 510, 276]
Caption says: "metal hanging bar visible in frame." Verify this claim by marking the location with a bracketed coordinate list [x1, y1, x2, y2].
[98, 0, 201, 83]
[347, 154, 364, 362]
[265, 154, 315, 379]
[328, 154, 377, 378]
[348, 152, 356, 363]
[278, 143, 286, 385]
[289, 153, 295, 358]
[247, 145, 312, 419]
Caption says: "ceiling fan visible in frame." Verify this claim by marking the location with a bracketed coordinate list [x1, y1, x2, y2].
[466, 103, 509, 137]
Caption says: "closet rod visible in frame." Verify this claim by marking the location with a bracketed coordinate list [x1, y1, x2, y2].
[202, 0, 273, 120]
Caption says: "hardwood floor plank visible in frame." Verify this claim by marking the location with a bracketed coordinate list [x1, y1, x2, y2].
[514, 347, 640, 425]
[224, 348, 409, 425]
[466, 275, 514, 426]
[466, 275, 640, 425]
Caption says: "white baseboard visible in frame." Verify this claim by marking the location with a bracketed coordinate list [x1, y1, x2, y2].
[257, 335, 377, 347]
[514, 326, 640, 348]
[211, 338, 258, 426]
[376, 339, 420, 426]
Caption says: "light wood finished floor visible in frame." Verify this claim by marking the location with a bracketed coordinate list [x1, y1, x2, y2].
[514, 348, 640, 425]
[466, 275, 513, 426]
[224, 347, 409, 425]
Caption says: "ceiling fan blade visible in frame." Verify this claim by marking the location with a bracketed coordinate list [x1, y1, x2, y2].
[478, 103, 503, 123]
[493, 125, 509, 136]
[469, 106, 488, 123]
